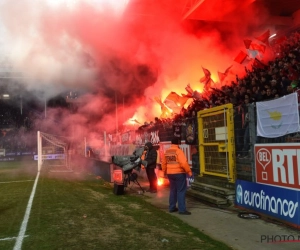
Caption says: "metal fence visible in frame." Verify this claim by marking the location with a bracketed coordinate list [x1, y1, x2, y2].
[235, 103, 300, 182]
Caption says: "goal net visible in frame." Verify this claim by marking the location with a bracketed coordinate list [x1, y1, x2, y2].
[37, 131, 72, 172]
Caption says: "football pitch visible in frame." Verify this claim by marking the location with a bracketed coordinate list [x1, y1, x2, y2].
[0, 160, 231, 250]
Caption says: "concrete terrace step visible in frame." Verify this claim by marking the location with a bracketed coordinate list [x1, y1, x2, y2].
[191, 182, 235, 199]
[187, 189, 228, 206]
[194, 176, 236, 189]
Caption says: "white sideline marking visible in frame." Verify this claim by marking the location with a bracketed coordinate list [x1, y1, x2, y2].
[0, 180, 34, 184]
[13, 172, 40, 250]
[0, 235, 28, 241]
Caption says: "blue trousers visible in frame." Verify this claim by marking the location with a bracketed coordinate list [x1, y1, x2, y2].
[167, 173, 187, 212]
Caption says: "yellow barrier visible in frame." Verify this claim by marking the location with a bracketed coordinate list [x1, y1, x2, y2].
[197, 103, 236, 183]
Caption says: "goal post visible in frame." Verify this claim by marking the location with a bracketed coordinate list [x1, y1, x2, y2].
[37, 131, 72, 172]
[37, 131, 42, 171]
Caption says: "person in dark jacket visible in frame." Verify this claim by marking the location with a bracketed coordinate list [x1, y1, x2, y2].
[144, 141, 158, 193]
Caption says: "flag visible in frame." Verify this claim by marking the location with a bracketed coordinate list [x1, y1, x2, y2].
[234, 51, 248, 64]
[243, 39, 252, 49]
[200, 67, 211, 83]
[184, 84, 202, 100]
[130, 119, 141, 124]
[202, 77, 214, 90]
[185, 84, 194, 96]
[218, 65, 233, 82]
[154, 96, 172, 118]
[163, 92, 189, 113]
[247, 49, 259, 59]
[250, 42, 266, 53]
[248, 44, 264, 60]
[202, 67, 211, 77]
[241, 57, 253, 66]
[255, 30, 270, 45]
[154, 96, 163, 106]
[218, 71, 226, 83]
[200, 67, 214, 91]
[224, 65, 233, 74]
[182, 93, 193, 98]
[256, 93, 300, 138]
[252, 58, 266, 69]
[164, 91, 189, 106]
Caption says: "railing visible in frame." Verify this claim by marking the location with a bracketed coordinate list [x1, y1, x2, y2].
[234, 101, 300, 182]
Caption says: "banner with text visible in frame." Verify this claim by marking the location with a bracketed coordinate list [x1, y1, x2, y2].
[236, 179, 300, 227]
[255, 143, 300, 190]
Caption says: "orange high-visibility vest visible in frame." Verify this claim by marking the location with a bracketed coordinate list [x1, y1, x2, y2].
[161, 144, 191, 175]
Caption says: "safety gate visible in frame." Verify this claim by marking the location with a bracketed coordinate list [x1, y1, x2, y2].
[197, 103, 236, 183]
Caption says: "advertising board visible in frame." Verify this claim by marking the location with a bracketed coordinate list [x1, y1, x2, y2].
[236, 179, 300, 226]
[255, 143, 300, 189]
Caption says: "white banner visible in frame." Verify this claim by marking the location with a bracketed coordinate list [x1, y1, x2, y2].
[256, 93, 300, 138]
[33, 154, 65, 160]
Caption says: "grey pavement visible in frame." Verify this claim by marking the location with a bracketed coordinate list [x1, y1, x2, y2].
[127, 178, 300, 250]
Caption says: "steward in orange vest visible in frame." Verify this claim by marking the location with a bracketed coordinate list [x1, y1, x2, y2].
[161, 137, 192, 215]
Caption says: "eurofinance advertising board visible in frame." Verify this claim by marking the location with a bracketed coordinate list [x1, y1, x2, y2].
[235, 180, 300, 226]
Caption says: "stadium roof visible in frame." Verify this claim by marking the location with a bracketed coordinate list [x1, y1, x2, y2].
[182, 0, 300, 27]
[259, 0, 300, 16]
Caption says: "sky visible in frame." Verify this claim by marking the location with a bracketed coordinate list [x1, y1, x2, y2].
[0, 0, 275, 144]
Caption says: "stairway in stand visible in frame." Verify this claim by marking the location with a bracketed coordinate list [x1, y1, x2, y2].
[187, 175, 236, 207]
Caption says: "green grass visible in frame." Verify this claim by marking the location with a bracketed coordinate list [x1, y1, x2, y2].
[0, 161, 232, 250]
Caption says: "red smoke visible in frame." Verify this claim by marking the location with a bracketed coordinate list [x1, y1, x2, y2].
[0, 0, 276, 142]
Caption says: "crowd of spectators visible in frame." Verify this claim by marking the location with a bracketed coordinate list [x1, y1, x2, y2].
[138, 30, 300, 157]
[0, 127, 36, 153]
[0, 95, 42, 153]
[0, 99, 24, 129]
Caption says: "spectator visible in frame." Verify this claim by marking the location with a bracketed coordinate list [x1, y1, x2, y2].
[191, 146, 200, 175]
[264, 88, 274, 100]
[154, 117, 162, 125]
[144, 142, 158, 193]
[241, 97, 250, 157]
[234, 104, 244, 157]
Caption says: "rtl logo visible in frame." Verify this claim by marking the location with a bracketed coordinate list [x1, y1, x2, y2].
[255, 144, 300, 189]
